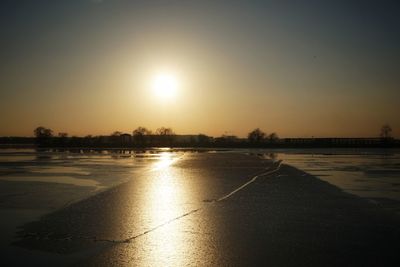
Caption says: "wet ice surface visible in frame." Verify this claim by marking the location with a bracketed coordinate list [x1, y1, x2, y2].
[0, 149, 176, 210]
[0, 149, 184, 265]
[1, 149, 400, 266]
[264, 149, 400, 213]
[15, 152, 271, 245]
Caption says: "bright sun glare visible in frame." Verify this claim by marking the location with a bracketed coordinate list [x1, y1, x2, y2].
[152, 73, 178, 99]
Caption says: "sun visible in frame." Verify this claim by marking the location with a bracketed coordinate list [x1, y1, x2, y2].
[151, 73, 178, 99]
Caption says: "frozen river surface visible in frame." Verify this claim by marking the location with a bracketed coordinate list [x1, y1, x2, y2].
[0, 148, 399, 266]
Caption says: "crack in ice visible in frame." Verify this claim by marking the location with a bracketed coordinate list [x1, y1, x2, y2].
[94, 160, 283, 244]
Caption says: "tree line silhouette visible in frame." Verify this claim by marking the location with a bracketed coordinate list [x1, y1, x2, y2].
[19, 125, 397, 149]
[0, 125, 396, 148]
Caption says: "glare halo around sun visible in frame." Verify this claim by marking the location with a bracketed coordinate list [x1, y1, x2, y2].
[151, 73, 179, 100]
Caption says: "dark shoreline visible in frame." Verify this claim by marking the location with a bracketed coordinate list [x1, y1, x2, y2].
[1, 145, 400, 154]
[1, 135, 399, 150]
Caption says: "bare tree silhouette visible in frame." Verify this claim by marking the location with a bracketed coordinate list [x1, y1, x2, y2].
[34, 126, 53, 138]
[156, 127, 174, 135]
[34, 126, 53, 146]
[268, 132, 279, 143]
[248, 128, 266, 143]
[133, 127, 152, 136]
[133, 127, 152, 146]
[155, 127, 175, 146]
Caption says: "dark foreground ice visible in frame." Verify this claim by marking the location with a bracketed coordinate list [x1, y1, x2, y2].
[2, 152, 398, 266]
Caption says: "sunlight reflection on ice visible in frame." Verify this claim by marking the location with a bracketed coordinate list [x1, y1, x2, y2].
[151, 152, 179, 170]
[136, 151, 197, 265]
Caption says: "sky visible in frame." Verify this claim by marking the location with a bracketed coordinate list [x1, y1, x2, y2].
[1, 0, 399, 138]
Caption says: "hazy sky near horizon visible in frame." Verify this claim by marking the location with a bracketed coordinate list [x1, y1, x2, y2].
[1, 0, 399, 137]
